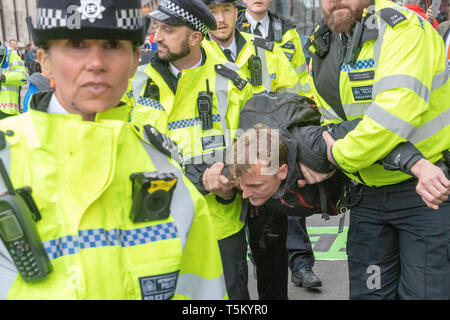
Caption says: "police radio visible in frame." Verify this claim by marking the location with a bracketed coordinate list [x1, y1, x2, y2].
[344, 8, 368, 66]
[130, 171, 178, 223]
[0, 159, 52, 283]
[197, 80, 214, 130]
[249, 54, 263, 86]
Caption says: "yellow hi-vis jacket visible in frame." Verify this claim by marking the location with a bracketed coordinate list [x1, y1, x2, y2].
[236, 10, 311, 95]
[309, 0, 450, 187]
[0, 92, 226, 300]
[203, 30, 304, 95]
[0, 47, 28, 116]
[123, 49, 253, 241]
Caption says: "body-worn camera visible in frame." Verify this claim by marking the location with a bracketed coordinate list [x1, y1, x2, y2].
[130, 172, 178, 223]
[0, 159, 52, 283]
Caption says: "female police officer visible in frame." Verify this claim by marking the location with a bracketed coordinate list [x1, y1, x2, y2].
[0, 0, 226, 300]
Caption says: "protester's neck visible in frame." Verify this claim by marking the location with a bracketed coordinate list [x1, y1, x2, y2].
[246, 9, 268, 22]
[172, 46, 202, 71]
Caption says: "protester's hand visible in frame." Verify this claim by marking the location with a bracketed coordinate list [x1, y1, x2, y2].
[297, 163, 336, 187]
[322, 130, 337, 166]
[410, 159, 450, 210]
[203, 162, 235, 200]
[426, 7, 436, 25]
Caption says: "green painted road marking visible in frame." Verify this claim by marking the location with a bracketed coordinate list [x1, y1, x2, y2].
[307, 226, 348, 261]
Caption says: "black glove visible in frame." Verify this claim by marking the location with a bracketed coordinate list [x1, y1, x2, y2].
[382, 142, 425, 175]
[0, 73, 5, 83]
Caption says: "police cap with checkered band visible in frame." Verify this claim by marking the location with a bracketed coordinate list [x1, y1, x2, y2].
[202, 0, 236, 6]
[149, 0, 217, 35]
[27, 0, 148, 46]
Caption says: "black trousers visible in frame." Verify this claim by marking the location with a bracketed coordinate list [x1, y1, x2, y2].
[218, 227, 250, 300]
[247, 206, 288, 300]
[347, 179, 450, 299]
[286, 216, 315, 272]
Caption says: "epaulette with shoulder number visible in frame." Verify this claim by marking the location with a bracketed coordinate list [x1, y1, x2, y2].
[253, 37, 275, 52]
[378, 7, 407, 28]
[214, 64, 248, 91]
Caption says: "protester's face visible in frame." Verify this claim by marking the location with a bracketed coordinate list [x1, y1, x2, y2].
[243, 0, 272, 15]
[153, 20, 195, 62]
[40, 39, 139, 118]
[208, 4, 238, 44]
[240, 160, 287, 206]
[321, 0, 370, 33]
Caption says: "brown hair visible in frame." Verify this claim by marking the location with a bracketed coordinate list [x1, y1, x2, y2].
[227, 123, 288, 186]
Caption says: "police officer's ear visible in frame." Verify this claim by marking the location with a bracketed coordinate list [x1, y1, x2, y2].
[36, 48, 52, 78]
[188, 29, 204, 48]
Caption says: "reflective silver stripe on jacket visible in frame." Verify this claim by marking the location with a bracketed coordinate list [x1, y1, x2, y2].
[130, 64, 150, 122]
[0, 144, 19, 300]
[302, 82, 311, 94]
[365, 102, 417, 140]
[175, 272, 227, 300]
[140, 130, 195, 250]
[255, 46, 272, 92]
[373, 74, 431, 103]
[318, 103, 371, 122]
[295, 63, 307, 75]
[0, 86, 19, 94]
[431, 67, 449, 91]
[372, 13, 387, 70]
[215, 62, 240, 147]
[343, 103, 372, 118]
[317, 106, 340, 121]
[366, 102, 450, 144]
[409, 108, 450, 144]
[276, 80, 302, 94]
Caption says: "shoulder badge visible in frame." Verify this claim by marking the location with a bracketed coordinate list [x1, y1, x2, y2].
[281, 40, 295, 50]
[253, 37, 275, 52]
[378, 8, 407, 28]
[214, 64, 248, 91]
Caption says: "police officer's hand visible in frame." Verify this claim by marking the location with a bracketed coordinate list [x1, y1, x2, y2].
[0, 72, 5, 83]
[203, 162, 236, 200]
[322, 130, 338, 166]
[410, 159, 450, 210]
[297, 163, 336, 187]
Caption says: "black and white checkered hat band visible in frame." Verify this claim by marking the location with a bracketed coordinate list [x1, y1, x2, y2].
[37, 7, 142, 30]
[37, 8, 67, 29]
[159, 0, 209, 35]
[116, 9, 142, 30]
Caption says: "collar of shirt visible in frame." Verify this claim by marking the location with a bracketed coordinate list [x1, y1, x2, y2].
[48, 93, 70, 115]
[245, 11, 270, 38]
[168, 51, 204, 78]
[219, 37, 237, 61]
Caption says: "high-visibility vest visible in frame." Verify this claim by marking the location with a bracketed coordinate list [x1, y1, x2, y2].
[0, 47, 27, 115]
[236, 10, 311, 95]
[203, 31, 303, 95]
[123, 50, 253, 241]
[309, 0, 450, 187]
[0, 93, 226, 300]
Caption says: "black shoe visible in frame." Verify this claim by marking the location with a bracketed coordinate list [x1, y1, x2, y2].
[291, 267, 322, 288]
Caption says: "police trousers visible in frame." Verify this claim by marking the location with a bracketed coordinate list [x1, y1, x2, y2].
[347, 179, 450, 299]
[218, 227, 250, 300]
